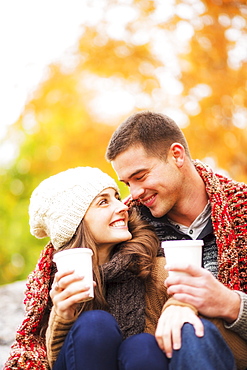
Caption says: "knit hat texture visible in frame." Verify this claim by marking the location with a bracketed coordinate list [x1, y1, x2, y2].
[29, 167, 119, 249]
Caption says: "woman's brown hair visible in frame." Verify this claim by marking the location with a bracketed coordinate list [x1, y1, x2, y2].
[55, 206, 160, 311]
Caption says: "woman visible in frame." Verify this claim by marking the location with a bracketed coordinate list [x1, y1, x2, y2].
[5, 167, 231, 370]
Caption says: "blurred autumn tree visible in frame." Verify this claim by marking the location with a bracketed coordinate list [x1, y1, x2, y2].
[0, 0, 246, 284]
[179, 0, 247, 180]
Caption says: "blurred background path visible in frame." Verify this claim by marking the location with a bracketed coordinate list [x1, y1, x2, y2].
[0, 280, 26, 368]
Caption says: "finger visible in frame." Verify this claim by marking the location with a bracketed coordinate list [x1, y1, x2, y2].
[155, 314, 166, 350]
[57, 290, 91, 308]
[52, 285, 91, 313]
[55, 273, 85, 291]
[54, 269, 75, 281]
[50, 275, 86, 302]
[165, 274, 199, 290]
[179, 310, 204, 338]
[171, 324, 182, 351]
[192, 316, 204, 337]
[155, 317, 173, 358]
[54, 280, 62, 291]
[60, 280, 90, 299]
[167, 282, 200, 296]
[167, 291, 202, 309]
[162, 326, 174, 358]
[51, 270, 75, 292]
[166, 264, 203, 277]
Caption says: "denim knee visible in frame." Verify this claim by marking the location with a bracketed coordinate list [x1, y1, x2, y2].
[170, 318, 235, 370]
[71, 310, 122, 343]
[53, 310, 123, 370]
[118, 333, 168, 370]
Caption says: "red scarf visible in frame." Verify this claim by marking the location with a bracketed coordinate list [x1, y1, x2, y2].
[194, 160, 247, 293]
[4, 243, 54, 370]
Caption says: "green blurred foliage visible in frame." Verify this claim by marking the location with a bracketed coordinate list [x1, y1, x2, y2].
[0, 0, 246, 285]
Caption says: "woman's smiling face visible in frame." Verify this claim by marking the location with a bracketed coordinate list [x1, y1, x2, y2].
[84, 188, 132, 250]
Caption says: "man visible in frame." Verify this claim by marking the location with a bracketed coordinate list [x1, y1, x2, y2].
[106, 111, 247, 369]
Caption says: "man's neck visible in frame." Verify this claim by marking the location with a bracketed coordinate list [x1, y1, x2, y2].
[167, 166, 209, 227]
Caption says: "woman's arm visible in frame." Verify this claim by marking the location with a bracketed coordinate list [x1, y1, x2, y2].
[46, 306, 78, 368]
[46, 269, 93, 367]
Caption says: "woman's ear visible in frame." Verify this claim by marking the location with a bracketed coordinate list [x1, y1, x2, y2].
[170, 143, 185, 167]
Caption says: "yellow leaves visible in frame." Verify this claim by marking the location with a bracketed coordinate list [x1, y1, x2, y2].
[79, 29, 161, 82]
[204, 0, 246, 5]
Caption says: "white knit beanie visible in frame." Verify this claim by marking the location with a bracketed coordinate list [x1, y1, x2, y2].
[29, 167, 119, 249]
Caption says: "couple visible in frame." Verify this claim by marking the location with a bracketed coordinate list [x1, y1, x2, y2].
[5, 112, 247, 370]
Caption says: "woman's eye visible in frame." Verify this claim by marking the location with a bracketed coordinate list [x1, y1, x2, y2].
[99, 199, 108, 206]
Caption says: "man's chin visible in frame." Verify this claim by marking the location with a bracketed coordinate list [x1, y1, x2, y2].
[149, 207, 163, 218]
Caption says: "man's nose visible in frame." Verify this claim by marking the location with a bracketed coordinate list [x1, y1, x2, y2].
[129, 183, 144, 200]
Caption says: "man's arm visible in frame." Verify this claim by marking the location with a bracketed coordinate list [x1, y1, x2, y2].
[224, 291, 247, 340]
[165, 264, 247, 340]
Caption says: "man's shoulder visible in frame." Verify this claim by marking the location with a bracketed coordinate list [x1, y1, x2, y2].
[217, 174, 247, 201]
[194, 160, 247, 202]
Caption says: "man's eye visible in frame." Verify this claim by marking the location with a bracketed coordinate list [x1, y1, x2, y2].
[136, 174, 145, 181]
[115, 191, 121, 201]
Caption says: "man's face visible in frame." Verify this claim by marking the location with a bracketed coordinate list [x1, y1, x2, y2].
[112, 145, 184, 218]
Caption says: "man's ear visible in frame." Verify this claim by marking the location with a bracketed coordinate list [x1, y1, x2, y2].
[170, 143, 185, 167]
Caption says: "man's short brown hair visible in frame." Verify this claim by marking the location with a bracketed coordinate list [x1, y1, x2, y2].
[106, 111, 190, 161]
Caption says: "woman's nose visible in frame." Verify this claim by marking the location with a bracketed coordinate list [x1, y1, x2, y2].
[115, 199, 129, 213]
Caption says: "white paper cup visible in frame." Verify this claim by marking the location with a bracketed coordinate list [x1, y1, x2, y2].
[53, 248, 94, 301]
[161, 240, 204, 277]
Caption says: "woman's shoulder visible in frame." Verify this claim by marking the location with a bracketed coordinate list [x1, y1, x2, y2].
[154, 256, 166, 267]
[152, 256, 168, 281]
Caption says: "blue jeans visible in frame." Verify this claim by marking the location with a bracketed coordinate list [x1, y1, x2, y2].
[52, 310, 235, 370]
